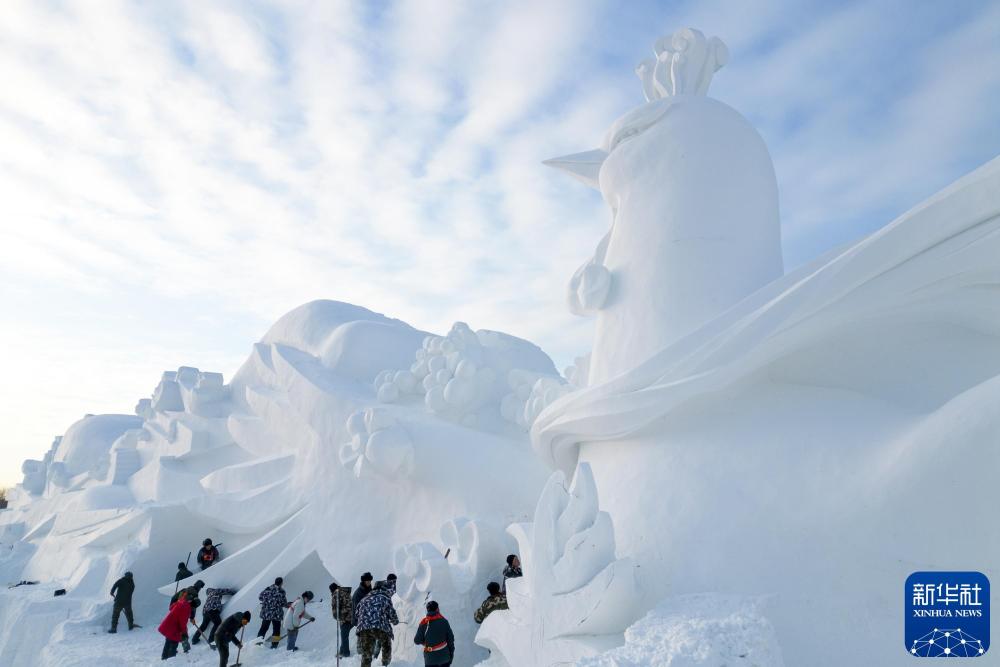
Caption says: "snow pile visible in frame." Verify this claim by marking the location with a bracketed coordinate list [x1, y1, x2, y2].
[576, 595, 783, 667]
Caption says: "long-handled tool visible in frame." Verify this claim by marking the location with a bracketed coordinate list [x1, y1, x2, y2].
[253, 618, 315, 646]
[229, 625, 245, 667]
[335, 593, 341, 667]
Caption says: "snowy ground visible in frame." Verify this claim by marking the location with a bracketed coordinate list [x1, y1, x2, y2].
[4, 582, 428, 667]
[49, 619, 426, 667]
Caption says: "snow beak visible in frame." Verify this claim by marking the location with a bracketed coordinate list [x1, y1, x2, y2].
[542, 148, 607, 191]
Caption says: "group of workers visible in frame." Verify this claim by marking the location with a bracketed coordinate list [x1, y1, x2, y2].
[106, 537, 525, 667]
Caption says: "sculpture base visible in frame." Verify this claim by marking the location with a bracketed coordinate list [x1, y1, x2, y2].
[579, 379, 999, 665]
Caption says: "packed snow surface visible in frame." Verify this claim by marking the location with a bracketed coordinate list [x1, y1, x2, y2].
[575, 595, 784, 667]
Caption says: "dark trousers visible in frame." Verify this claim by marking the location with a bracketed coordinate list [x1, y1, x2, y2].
[161, 639, 179, 660]
[111, 601, 134, 630]
[257, 618, 281, 644]
[193, 609, 221, 644]
[217, 641, 230, 667]
[338, 622, 352, 656]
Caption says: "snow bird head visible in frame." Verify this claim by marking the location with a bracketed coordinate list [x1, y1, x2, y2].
[543, 28, 728, 191]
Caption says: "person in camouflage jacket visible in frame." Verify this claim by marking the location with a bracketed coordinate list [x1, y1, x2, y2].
[192, 586, 236, 646]
[474, 582, 509, 624]
[356, 581, 398, 667]
[329, 582, 354, 657]
[256, 577, 288, 648]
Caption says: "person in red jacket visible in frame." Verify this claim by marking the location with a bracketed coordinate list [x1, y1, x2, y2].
[158, 589, 192, 660]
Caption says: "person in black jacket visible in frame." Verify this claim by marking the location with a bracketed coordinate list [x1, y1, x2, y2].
[352, 572, 374, 617]
[108, 571, 138, 633]
[214, 610, 251, 667]
[197, 539, 221, 570]
[175, 561, 193, 582]
[350, 572, 374, 659]
[414, 601, 455, 666]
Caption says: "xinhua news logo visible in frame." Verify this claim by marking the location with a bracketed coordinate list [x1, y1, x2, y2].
[905, 571, 990, 658]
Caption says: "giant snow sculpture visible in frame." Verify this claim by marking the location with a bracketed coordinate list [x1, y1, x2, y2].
[530, 26, 1000, 667]
[2, 25, 1000, 667]
[0, 301, 553, 665]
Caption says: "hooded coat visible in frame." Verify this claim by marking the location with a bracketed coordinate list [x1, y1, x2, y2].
[258, 584, 288, 622]
[159, 599, 192, 642]
[355, 584, 398, 638]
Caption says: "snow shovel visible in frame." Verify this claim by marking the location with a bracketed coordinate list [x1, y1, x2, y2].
[229, 625, 246, 667]
[253, 618, 315, 646]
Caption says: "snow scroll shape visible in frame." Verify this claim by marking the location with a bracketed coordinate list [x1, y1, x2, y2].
[477, 462, 639, 665]
[636, 27, 728, 101]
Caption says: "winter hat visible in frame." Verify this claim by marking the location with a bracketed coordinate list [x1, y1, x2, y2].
[386, 573, 397, 581]
[177, 562, 186, 569]
[194, 580, 205, 589]
[506, 554, 517, 566]
[203, 538, 213, 546]
[487, 582, 501, 595]
[242, 611, 252, 621]
[361, 572, 373, 582]
[426, 601, 439, 614]
[275, 577, 284, 586]
[303, 591, 314, 600]
[124, 571, 133, 579]
[329, 582, 340, 592]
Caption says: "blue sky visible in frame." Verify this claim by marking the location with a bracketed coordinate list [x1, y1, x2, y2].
[1, 0, 999, 487]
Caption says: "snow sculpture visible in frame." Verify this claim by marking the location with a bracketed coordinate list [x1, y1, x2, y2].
[534, 28, 1000, 666]
[477, 463, 638, 665]
[374, 321, 561, 432]
[391, 518, 506, 665]
[3, 23, 999, 667]
[19, 460, 47, 496]
[16, 436, 61, 497]
[545, 28, 782, 386]
[500, 371, 573, 431]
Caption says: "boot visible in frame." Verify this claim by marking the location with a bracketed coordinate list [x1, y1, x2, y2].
[108, 629, 117, 634]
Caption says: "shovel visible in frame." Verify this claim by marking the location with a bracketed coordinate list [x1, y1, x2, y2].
[229, 625, 246, 667]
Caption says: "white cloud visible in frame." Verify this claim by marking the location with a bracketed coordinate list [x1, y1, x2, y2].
[1, 0, 998, 486]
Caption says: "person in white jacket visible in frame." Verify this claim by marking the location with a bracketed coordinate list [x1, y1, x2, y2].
[283, 591, 316, 652]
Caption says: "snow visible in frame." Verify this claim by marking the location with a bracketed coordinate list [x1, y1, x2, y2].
[2, 25, 999, 667]
[575, 594, 784, 667]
